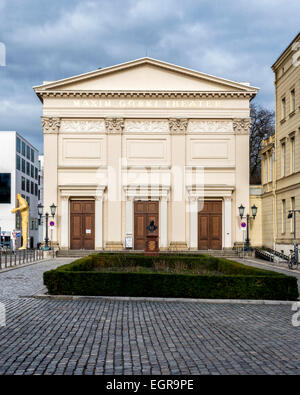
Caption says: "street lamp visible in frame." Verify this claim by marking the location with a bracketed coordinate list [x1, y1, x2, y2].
[38, 203, 57, 250]
[287, 209, 300, 264]
[238, 204, 258, 250]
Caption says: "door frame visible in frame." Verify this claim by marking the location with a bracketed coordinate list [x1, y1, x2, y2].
[133, 199, 160, 251]
[69, 198, 95, 250]
[197, 199, 223, 250]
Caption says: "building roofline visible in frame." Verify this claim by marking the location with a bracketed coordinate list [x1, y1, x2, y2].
[271, 32, 300, 70]
[33, 57, 259, 93]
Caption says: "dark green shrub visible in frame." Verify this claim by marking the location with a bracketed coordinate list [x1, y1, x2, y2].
[43, 253, 299, 300]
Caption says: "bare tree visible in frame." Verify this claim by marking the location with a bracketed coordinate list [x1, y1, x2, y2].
[249, 103, 275, 184]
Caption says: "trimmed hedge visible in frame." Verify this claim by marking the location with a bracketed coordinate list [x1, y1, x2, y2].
[43, 253, 299, 300]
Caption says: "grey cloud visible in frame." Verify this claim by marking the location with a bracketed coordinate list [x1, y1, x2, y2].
[0, 0, 299, 152]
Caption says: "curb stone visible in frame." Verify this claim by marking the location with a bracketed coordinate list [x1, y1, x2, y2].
[23, 294, 299, 305]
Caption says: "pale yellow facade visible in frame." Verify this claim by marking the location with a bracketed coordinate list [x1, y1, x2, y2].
[249, 185, 263, 247]
[261, 33, 300, 254]
[34, 58, 258, 251]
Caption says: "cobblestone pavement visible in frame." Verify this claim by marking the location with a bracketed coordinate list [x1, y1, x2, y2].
[0, 258, 74, 299]
[0, 258, 300, 375]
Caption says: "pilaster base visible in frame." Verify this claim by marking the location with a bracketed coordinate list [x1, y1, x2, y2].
[159, 247, 168, 251]
[233, 242, 244, 249]
[104, 242, 124, 251]
[169, 242, 188, 251]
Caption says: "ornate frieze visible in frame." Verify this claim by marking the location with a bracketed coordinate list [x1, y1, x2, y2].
[60, 120, 105, 133]
[233, 118, 251, 135]
[125, 120, 169, 133]
[188, 120, 233, 133]
[169, 118, 189, 135]
[41, 117, 61, 134]
[35, 91, 256, 100]
[105, 118, 125, 134]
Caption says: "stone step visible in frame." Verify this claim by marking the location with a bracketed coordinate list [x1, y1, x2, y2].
[57, 249, 238, 258]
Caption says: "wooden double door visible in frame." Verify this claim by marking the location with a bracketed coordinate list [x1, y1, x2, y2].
[198, 201, 222, 250]
[134, 201, 159, 250]
[70, 200, 95, 250]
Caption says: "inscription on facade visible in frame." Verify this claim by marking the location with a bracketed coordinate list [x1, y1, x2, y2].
[72, 99, 222, 109]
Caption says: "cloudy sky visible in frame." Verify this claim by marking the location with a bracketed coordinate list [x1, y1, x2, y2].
[0, 0, 299, 152]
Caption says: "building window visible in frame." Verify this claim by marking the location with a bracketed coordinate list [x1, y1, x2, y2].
[31, 148, 34, 163]
[26, 145, 30, 160]
[31, 181, 34, 195]
[21, 176, 25, 191]
[0, 173, 11, 203]
[281, 97, 286, 120]
[26, 179, 30, 193]
[38, 160, 41, 171]
[290, 136, 295, 173]
[270, 152, 274, 182]
[265, 154, 268, 183]
[281, 142, 286, 177]
[16, 155, 21, 171]
[16, 212, 21, 230]
[22, 158, 25, 173]
[35, 184, 38, 196]
[26, 162, 30, 176]
[290, 197, 295, 233]
[22, 141, 25, 156]
[31, 164, 34, 178]
[282, 199, 286, 234]
[290, 89, 296, 113]
[35, 167, 38, 180]
[38, 190, 40, 200]
[16, 137, 21, 153]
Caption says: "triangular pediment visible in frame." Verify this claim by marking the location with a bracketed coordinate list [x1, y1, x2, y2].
[34, 57, 258, 94]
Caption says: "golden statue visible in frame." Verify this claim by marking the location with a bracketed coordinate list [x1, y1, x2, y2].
[11, 194, 29, 250]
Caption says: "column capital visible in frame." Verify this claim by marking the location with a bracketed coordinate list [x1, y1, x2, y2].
[233, 118, 251, 135]
[189, 196, 198, 203]
[224, 196, 232, 202]
[42, 116, 61, 134]
[105, 118, 125, 134]
[169, 118, 188, 135]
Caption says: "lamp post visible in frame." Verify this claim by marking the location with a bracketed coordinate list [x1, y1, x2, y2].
[38, 203, 56, 251]
[238, 204, 258, 251]
[287, 209, 300, 264]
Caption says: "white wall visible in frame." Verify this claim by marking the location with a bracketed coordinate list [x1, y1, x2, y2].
[0, 132, 16, 247]
[0, 131, 40, 248]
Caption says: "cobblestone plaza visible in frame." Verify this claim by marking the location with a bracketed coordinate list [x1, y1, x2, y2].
[0, 259, 300, 375]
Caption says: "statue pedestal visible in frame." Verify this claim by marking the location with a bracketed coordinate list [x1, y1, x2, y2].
[145, 235, 159, 256]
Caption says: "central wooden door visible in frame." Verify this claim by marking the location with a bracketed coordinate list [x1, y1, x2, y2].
[70, 200, 95, 250]
[198, 201, 222, 250]
[134, 201, 159, 250]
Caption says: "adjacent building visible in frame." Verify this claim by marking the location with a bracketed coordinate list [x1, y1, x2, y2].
[0, 131, 40, 248]
[260, 33, 300, 254]
[37, 155, 44, 246]
[34, 57, 258, 251]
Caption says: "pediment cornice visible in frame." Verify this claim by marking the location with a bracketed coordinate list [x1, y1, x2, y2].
[33, 57, 259, 101]
[35, 90, 256, 100]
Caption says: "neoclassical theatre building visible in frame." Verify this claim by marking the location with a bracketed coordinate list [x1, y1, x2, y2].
[34, 58, 258, 251]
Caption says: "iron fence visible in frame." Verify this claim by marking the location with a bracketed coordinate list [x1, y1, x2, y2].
[0, 249, 44, 270]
